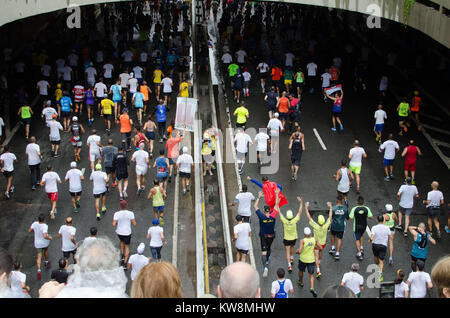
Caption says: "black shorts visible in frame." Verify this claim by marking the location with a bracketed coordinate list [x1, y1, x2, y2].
[21, 118, 31, 125]
[331, 230, 344, 239]
[283, 239, 297, 246]
[291, 157, 301, 166]
[63, 249, 77, 259]
[3, 171, 13, 178]
[236, 122, 246, 128]
[259, 72, 267, 79]
[260, 234, 275, 252]
[332, 111, 342, 117]
[237, 248, 249, 255]
[372, 244, 387, 260]
[51, 140, 61, 145]
[163, 92, 172, 98]
[105, 166, 115, 175]
[427, 207, 441, 219]
[398, 115, 408, 123]
[61, 111, 71, 118]
[121, 132, 131, 141]
[298, 261, 315, 274]
[116, 173, 128, 181]
[272, 79, 281, 88]
[179, 171, 191, 179]
[117, 234, 131, 245]
[145, 131, 156, 140]
[279, 112, 288, 120]
[104, 114, 112, 121]
[70, 191, 82, 197]
[94, 192, 106, 199]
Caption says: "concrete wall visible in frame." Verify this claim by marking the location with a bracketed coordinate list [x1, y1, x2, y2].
[1, 0, 450, 48]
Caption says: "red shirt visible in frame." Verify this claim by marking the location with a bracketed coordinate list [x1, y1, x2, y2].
[330, 66, 339, 81]
[278, 97, 290, 113]
[165, 137, 183, 159]
[271, 67, 282, 81]
[405, 146, 418, 163]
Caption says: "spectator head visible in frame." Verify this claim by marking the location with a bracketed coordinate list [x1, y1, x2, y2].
[218, 262, 260, 298]
[322, 284, 356, 298]
[58, 258, 67, 270]
[431, 256, 450, 298]
[131, 262, 182, 298]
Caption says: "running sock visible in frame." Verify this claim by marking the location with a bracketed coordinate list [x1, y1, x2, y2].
[331, 245, 335, 250]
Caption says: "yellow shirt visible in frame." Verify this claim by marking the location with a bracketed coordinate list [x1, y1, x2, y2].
[55, 89, 62, 101]
[309, 219, 331, 245]
[153, 69, 163, 83]
[101, 98, 114, 115]
[180, 82, 189, 97]
[300, 237, 316, 263]
[280, 214, 300, 241]
[234, 106, 249, 124]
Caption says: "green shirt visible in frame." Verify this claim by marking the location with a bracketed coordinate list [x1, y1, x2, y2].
[284, 70, 293, 81]
[295, 72, 304, 83]
[300, 237, 316, 263]
[398, 102, 410, 117]
[234, 106, 249, 124]
[349, 205, 373, 232]
[20, 106, 31, 119]
[384, 212, 395, 228]
[280, 214, 300, 241]
[228, 64, 239, 77]
[331, 205, 348, 232]
[309, 218, 331, 245]
[152, 187, 164, 207]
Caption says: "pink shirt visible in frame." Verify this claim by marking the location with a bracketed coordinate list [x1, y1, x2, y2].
[165, 137, 183, 159]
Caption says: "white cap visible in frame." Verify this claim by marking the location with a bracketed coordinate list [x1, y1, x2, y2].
[385, 204, 393, 212]
[183, 146, 189, 153]
[72, 116, 78, 122]
[274, 112, 279, 118]
[137, 243, 145, 254]
[70, 161, 77, 168]
[304, 227, 311, 235]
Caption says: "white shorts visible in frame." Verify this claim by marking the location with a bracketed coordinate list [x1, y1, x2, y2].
[90, 150, 101, 162]
[136, 165, 148, 176]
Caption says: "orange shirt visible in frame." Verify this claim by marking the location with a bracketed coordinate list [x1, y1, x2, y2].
[278, 97, 290, 113]
[120, 114, 132, 133]
[167, 125, 174, 139]
[141, 85, 150, 101]
[165, 137, 182, 158]
[411, 96, 421, 112]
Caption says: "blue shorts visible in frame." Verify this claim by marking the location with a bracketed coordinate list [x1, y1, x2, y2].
[383, 158, 394, 166]
[374, 124, 384, 133]
[354, 231, 365, 241]
[154, 206, 164, 212]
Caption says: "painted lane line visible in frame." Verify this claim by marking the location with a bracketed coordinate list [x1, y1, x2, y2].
[313, 128, 327, 151]
[434, 140, 450, 148]
[421, 124, 450, 136]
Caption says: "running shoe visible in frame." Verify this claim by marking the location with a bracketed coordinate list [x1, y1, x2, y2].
[316, 271, 322, 279]
[288, 265, 292, 273]
[186, 184, 190, 191]
[357, 253, 363, 261]
[150, 153, 153, 159]
[339, 124, 343, 131]
[168, 176, 172, 183]
[411, 179, 415, 185]
[101, 206, 107, 214]
[291, 174, 295, 180]
[137, 188, 142, 197]
[329, 247, 336, 255]
[379, 272, 384, 283]
[390, 174, 395, 179]
[32, 185, 36, 191]
[96, 213, 101, 220]
[123, 190, 128, 198]
[375, 135, 380, 142]
[436, 230, 441, 239]
[262, 267, 268, 278]
[37, 271, 41, 280]
[335, 253, 340, 261]
[120, 194, 124, 201]
[265, 255, 271, 265]
[403, 232, 408, 237]
[389, 257, 393, 265]
[310, 289, 318, 298]
[106, 185, 110, 193]
[445, 225, 450, 234]
[4, 191, 9, 199]
[10, 186, 14, 193]
[183, 189, 187, 195]
[74, 208, 78, 213]
[45, 261, 51, 269]
[331, 127, 337, 132]
[395, 225, 403, 231]
[298, 280, 303, 287]
[360, 248, 364, 255]
[384, 176, 390, 181]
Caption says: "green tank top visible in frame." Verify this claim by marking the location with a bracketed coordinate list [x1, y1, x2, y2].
[152, 187, 164, 207]
[398, 103, 409, 117]
[384, 212, 394, 228]
[21, 106, 31, 119]
[300, 237, 316, 263]
[296, 72, 304, 83]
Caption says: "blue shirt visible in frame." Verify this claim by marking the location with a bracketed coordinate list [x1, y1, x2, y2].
[167, 54, 178, 66]
[411, 232, 429, 259]
[133, 92, 144, 108]
[156, 104, 167, 122]
[156, 157, 168, 178]
[274, 280, 288, 298]
[255, 209, 276, 236]
[111, 84, 122, 101]
[60, 96, 72, 112]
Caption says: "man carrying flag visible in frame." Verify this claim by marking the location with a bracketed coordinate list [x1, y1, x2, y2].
[247, 175, 288, 210]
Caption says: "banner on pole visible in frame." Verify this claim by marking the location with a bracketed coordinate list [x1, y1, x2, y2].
[175, 97, 198, 132]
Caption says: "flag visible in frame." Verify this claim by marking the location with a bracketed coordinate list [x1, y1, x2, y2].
[262, 181, 288, 210]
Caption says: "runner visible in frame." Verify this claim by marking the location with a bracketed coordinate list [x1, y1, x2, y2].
[379, 133, 400, 181]
[397, 97, 410, 136]
[306, 60, 318, 94]
[373, 104, 387, 144]
[28, 213, 53, 280]
[41, 101, 57, 125]
[256, 61, 269, 93]
[100, 96, 114, 135]
[383, 204, 398, 265]
[110, 79, 123, 121]
[85, 85, 95, 126]
[94, 78, 108, 116]
[407, 259, 433, 298]
[160, 74, 173, 106]
[166, 130, 184, 183]
[17, 103, 33, 140]
[340, 263, 364, 298]
[71, 82, 85, 115]
[267, 113, 283, 154]
[86, 129, 103, 171]
[0, 145, 17, 199]
[143, 115, 157, 158]
[233, 101, 249, 129]
[294, 67, 305, 99]
[113, 146, 130, 200]
[320, 68, 331, 102]
[276, 92, 290, 129]
[25, 136, 42, 191]
[296, 226, 318, 297]
[369, 215, 392, 282]
[112, 200, 136, 268]
[408, 223, 436, 272]
[329, 195, 349, 260]
[47, 114, 64, 158]
[140, 80, 152, 115]
[264, 86, 279, 118]
[232, 215, 252, 263]
[10, 262, 30, 295]
[101, 138, 118, 191]
[147, 218, 167, 262]
[396, 177, 419, 237]
[147, 179, 167, 226]
[229, 184, 255, 223]
[156, 100, 168, 143]
[67, 116, 85, 162]
[283, 67, 294, 94]
[325, 89, 344, 132]
[254, 128, 270, 166]
[176, 146, 194, 195]
[423, 181, 444, 238]
[305, 201, 332, 278]
[401, 140, 422, 184]
[64, 162, 84, 214]
[127, 243, 150, 280]
[90, 163, 109, 220]
[348, 140, 367, 194]
[131, 143, 150, 197]
[288, 131, 305, 181]
[394, 269, 409, 298]
[271, 268, 294, 298]
[234, 127, 252, 175]
[153, 64, 164, 101]
[349, 196, 374, 261]
[178, 77, 191, 98]
[40, 165, 62, 219]
[270, 65, 283, 94]
[233, 68, 243, 103]
[57, 217, 78, 264]
[279, 197, 303, 273]
[410, 90, 423, 131]
[334, 160, 353, 206]
[242, 67, 252, 97]
[119, 108, 133, 152]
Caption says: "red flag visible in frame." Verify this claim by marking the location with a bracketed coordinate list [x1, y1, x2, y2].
[262, 181, 288, 210]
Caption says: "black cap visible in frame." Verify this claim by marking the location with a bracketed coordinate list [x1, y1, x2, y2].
[263, 205, 271, 213]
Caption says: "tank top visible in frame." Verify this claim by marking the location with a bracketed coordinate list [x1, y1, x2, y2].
[71, 123, 81, 141]
[135, 133, 145, 148]
[146, 121, 155, 132]
[291, 137, 303, 159]
[333, 98, 343, 113]
[405, 145, 418, 163]
[156, 104, 166, 122]
[152, 186, 164, 207]
[384, 212, 394, 228]
[21, 106, 31, 119]
[274, 280, 288, 298]
[295, 72, 304, 83]
[120, 114, 132, 133]
[85, 89, 94, 104]
[411, 96, 421, 112]
[300, 237, 316, 263]
[156, 157, 168, 178]
[337, 167, 350, 193]
[398, 102, 409, 117]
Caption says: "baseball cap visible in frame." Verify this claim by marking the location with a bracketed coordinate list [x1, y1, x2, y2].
[286, 210, 293, 220]
[274, 112, 279, 118]
[70, 162, 77, 168]
[152, 218, 160, 225]
[57, 83, 61, 88]
[318, 215, 325, 225]
[46, 100, 52, 106]
[263, 205, 271, 213]
[183, 146, 189, 153]
[95, 163, 102, 170]
[304, 227, 311, 235]
[137, 243, 145, 254]
[385, 204, 393, 212]
[72, 116, 78, 122]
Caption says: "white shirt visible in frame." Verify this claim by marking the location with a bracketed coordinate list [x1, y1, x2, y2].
[394, 282, 409, 298]
[10, 271, 26, 293]
[321, 73, 332, 87]
[285, 53, 295, 67]
[234, 222, 251, 250]
[221, 53, 232, 64]
[113, 210, 135, 236]
[426, 190, 444, 208]
[161, 77, 173, 93]
[407, 271, 431, 298]
[177, 154, 193, 173]
[128, 254, 149, 280]
[128, 77, 138, 93]
[235, 50, 247, 64]
[234, 192, 255, 217]
[234, 132, 252, 154]
[94, 82, 108, 98]
[254, 132, 270, 152]
[58, 225, 76, 252]
[82, 236, 97, 247]
[374, 109, 387, 124]
[42, 107, 57, 122]
[30, 221, 50, 248]
[306, 62, 317, 76]
[87, 135, 101, 153]
[0, 153, 16, 172]
[349, 147, 366, 166]
[267, 118, 283, 136]
[258, 62, 269, 73]
[341, 272, 364, 295]
[47, 121, 63, 141]
[96, 51, 104, 63]
[42, 171, 61, 193]
[62, 66, 72, 81]
[103, 64, 114, 78]
[26, 143, 41, 165]
[271, 279, 294, 298]
[243, 72, 251, 82]
[41, 65, 51, 77]
[119, 73, 130, 88]
[90, 171, 107, 194]
[132, 66, 143, 79]
[37, 80, 50, 95]
[85, 67, 97, 82]
[371, 224, 391, 246]
[55, 58, 65, 69]
[140, 52, 148, 63]
[380, 140, 399, 160]
[148, 226, 164, 247]
[132, 149, 149, 167]
[65, 169, 83, 193]
[398, 184, 419, 209]
[379, 76, 388, 91]
[122, 50, 134, 62]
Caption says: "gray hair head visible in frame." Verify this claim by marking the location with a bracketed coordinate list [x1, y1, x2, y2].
[218, 262, 260, 298]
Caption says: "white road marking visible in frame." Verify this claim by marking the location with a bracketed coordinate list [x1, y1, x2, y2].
[421, 124, 450, 136]
[434, 140, 450, 148]
[313, 128, 327, 150]
[419, 113, 442, 122]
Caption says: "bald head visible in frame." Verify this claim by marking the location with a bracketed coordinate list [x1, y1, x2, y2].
[218, 262, 260, 298]
[431, 181, 439, 190]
